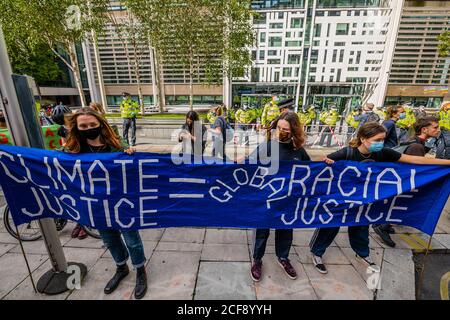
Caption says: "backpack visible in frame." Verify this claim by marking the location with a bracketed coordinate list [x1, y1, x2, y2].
[392, 140, 417, 154]
[364, 112, 380, 124]
[436, 131, 450, 159]
[217, 116, 235, 143]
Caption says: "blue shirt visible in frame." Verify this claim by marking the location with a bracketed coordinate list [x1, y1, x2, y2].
[383, 119, 398, 148]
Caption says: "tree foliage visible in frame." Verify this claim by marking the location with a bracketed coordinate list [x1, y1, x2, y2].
[438, 30, 450, 57]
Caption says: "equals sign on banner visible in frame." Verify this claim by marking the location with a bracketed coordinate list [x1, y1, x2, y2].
[169, 178, 207, 199]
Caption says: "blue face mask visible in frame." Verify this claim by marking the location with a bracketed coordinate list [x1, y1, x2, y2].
[369, 141, 384, 152]
[399, 113, 406, 120]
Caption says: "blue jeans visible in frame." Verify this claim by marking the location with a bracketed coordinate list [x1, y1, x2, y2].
[310, 226, 369, 258]
[123, 118, 136, 145]
[253, 229, 293, 260]
[98, 229, 146, 268]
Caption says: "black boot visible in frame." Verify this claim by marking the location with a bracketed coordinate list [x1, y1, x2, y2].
[104, 264, 129, 294]
[134, 266, 148, 300]
[374, 226, 396, 247]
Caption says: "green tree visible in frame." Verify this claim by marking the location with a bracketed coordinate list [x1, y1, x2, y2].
[108, 8, 149, 114]
[438, 30, 450, 57]
[125, 0, 254, 111]
[0, 0, 110, 107]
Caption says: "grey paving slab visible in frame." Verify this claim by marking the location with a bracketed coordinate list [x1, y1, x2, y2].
[340, 247, 384, 287]
[5, 247, 105, 300]
[161, 228, 205, 243]
[377, 249, 415, 300]
[0, 243, 15, 258]
[204, 229, 247, 244]
[0, 232, 19, 244]
[68, 258, 135, 300]
[254, 254, 318, 300]
[156, 241, 203, 252]
[292, 230, 316, 247]
[201, 244, 250, 262]
[0, 253, 47, 299]
[101, 240, 158, 261]
[410, 233, 447, 251]
[370, 233, 414, 249]
[9, 240, 49, 255]
[303, 264, 373, 300]
[143, 251, 201, 300]
[139, 229, 165, 241]
[393, 225, 422, 234]
[433, 234, 450, 251]
[436, 214, 450, 234]
[195, 262, 256, 300]
[64, 236, 105, 249]
[295, 246, 351, 265]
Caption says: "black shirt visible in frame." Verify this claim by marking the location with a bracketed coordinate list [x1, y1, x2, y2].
[250, 141, 311, 162]
[79, 143, 112, 154]
[328, 147, 402, 162]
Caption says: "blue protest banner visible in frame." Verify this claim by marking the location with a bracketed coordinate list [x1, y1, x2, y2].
[0, 145, 449, 235]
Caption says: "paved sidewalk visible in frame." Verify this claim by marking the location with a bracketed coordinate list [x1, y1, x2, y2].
[0, 143, 449, 300]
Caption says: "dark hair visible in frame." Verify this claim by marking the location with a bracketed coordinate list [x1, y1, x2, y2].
[185, 111, 200, 132]
[414, 116, 439, 135]
[65, 107, 122, 153]
[269, 111, 305, 150]
[350, 122, 387, 147]
[386, 105, 403, 120]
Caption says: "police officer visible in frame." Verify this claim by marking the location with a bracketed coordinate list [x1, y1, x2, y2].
[261, 96, 280, 127]
[120, 92, 140, 146]
[346, 106, 362, 143]
[319, 105, 339, 147]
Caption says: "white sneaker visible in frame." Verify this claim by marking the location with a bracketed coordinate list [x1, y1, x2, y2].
[355, 254, 380, 272]
[312, 254, 328, 274]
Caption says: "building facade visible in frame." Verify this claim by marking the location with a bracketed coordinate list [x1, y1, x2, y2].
[386, 0, 450, 108]
[80, 0, 449, 112]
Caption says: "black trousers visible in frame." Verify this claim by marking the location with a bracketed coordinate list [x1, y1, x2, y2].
[253, 229, 293, 260]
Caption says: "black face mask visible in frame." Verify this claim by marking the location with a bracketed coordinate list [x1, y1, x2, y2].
[79, 126, 102, 140]
[0, 117, 5, 123]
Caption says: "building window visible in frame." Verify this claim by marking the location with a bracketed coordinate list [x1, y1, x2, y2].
[336, 23, 349, 35]
[314, 24, 322, 37]
[283, 68, 292, 77]
[268, 59, 281, 64]
[291, 18, 304, 28]
[285, 41, 301, 47]
[260, 32, 266, 43]
[278, 12, 284, 19]
[288, 54, 301, 64]
[259, 50, 265, 60]
[270, 23, 284, 29]
[274, 72, 280, 82]
[268, 50, 278, 56]
[269, 37, 282, 47]
[329, 11, 340, 16]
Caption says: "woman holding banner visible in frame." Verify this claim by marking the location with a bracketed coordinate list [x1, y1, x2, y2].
[64, 107, 148, 300]
[247, 111, 311, 282]
[309, 122, 450, 275]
